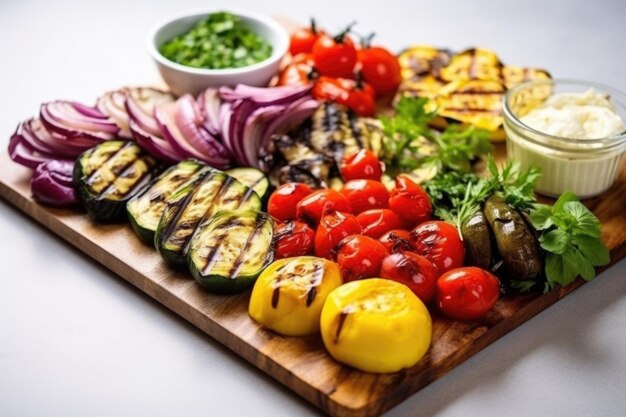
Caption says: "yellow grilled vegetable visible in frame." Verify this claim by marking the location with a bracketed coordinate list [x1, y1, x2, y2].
[320, 279, 432, 373]
[248, 257, 342, 336]
[396, 45, 552, 142]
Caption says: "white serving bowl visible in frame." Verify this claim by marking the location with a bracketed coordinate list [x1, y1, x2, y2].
[147, 10, 289, 96]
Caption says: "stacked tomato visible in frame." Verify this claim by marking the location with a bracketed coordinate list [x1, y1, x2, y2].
[267, 149, 501, 320]
[277, 20, 402, 117]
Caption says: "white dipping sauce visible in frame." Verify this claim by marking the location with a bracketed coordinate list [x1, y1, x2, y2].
[520, 89, 625, 139]
[504, 86, 626, 199]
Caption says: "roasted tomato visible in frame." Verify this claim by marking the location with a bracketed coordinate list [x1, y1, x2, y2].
[289, 19, 325, 56]
[340, 149, 383, 181]
[358, 45, 402, 95]
[340, 179, 389, 214]
[273, 220, 315, 259]
[268, 182, 314, 222]
[312, 76, 375, 117]
[436, 267, 501, 320]
[412, 221, 465, 274]
[334, 235, 389, 282]
[379, 229, 414, 253]
[314, 210, 361, 259]
[379, 251, 440, 303]
[312, 27, 357, 78]
[356, 209, 404, 238]
[388, 175, 432, 225]
[296, 188, 352, 225]
[277, 53, 314, 86]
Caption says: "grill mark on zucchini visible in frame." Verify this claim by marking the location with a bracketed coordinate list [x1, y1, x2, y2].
[86, 142, 139, 196]
[227, 213, 264, 278]
[99, 159, 152, 201]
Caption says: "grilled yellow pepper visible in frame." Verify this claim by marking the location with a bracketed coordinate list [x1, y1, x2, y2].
[248, 257, 342, 336]
[320, 279, 432, 373]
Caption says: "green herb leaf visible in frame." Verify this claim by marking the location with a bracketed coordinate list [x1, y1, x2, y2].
[539, 229, 569, 254]
[529, 204, 553, 230]
[530, 193, 609, 292]
[380, 96, 492, 176]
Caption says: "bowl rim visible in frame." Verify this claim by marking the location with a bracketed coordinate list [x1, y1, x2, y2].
[147, 9, 289, 76]
[503, 78, 626, 147]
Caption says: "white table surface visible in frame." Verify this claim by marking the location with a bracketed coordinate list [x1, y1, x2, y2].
[1, 0, 625, 416]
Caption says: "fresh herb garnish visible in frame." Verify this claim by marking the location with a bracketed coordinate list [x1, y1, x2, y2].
[424, 156, 541, 229]
[379, 96, 492, 176]
[530, 192, 610, 292]
[160, 12, 273, 70]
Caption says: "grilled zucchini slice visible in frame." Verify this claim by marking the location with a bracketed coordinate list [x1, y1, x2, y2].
[127, 159, 207, 244]
[155, 171, 261, 268]
[74, 141, 158, 222]
[225, 167, 271, 202]
[188, 209, 274, 294]
[439, 47, 503, 83]
[397, 45, 452, 81]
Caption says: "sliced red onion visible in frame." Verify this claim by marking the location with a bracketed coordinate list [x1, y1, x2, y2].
[259, 97, 319, 150]
[219, 84, 312, 105]
[129, 118, 184, 163]
[125, 87, 175, 137]
[31, 160, 78, 207]
[97, 88, 132, 138]
[8, 129, 53, 169]
[40, 101, 118, 141]
[174, 94, 231, 168]
[24, 119, 87, 157]
[197, 88, 222, 136]
[241, 105, 284, 167]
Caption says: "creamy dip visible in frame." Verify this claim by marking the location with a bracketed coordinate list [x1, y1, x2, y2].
[520, 89, 625, 139]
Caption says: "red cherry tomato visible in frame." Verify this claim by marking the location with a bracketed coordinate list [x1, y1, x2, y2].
[388, 175, 432, 225]
[296, 188, 352, 225]
[312, 29, 357, 78]
[436, 267, 501, 320]
[312, 76, 375, 117]
[340, 149, 383, 181]
[358, 46, 402, 95]
[334, 235, 389, 282]
[379, 229, 414, 253]
[356, 209, 404, 238]
[277, 53, 314, 87]
[411, 221, 465, 274]
[314, 210, 361, 259]
[289, 20, 325, 56]
[379, 252, 439, 303]
[268, 182, 314, 222]
[273, 220, 315, 259]
[340, 179, 389, 214]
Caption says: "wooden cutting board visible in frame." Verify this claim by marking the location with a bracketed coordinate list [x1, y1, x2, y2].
[1, 149, 625, 417]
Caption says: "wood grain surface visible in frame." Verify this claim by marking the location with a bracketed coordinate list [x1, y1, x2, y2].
[1, 148, 625, 417]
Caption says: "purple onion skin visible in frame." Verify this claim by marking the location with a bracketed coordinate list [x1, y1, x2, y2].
[31, 160, 79, 207]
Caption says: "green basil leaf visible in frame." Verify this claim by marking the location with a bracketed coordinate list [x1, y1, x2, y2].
[573, 234, 610, 266]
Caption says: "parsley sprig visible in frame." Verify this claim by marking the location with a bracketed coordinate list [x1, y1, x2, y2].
[424, 156, 541, 230]
[379, 97, 492, 175]
[530, 192, 610, 292]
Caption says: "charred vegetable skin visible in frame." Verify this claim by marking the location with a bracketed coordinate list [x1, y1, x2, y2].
[249, 257, 342, 336]
[155, 171, 261, 268]
[461, 211, 494, 270]
[189, 210, 274, 294]
[225, 167, 271, 203]
[74, 141, 158, 222]
[127, 159, 207, 244]
[483, 196, 543, 281]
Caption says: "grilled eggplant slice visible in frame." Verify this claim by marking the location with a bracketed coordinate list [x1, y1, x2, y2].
[188, 209, 274, 294]
[127, 159, 207, 244]
[155, 171, 261, 268]
[483, 196, 543, 281]
[225, 167, 271, 203]
[74, 141, 158, 222]
[461, 211, 495, 270]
